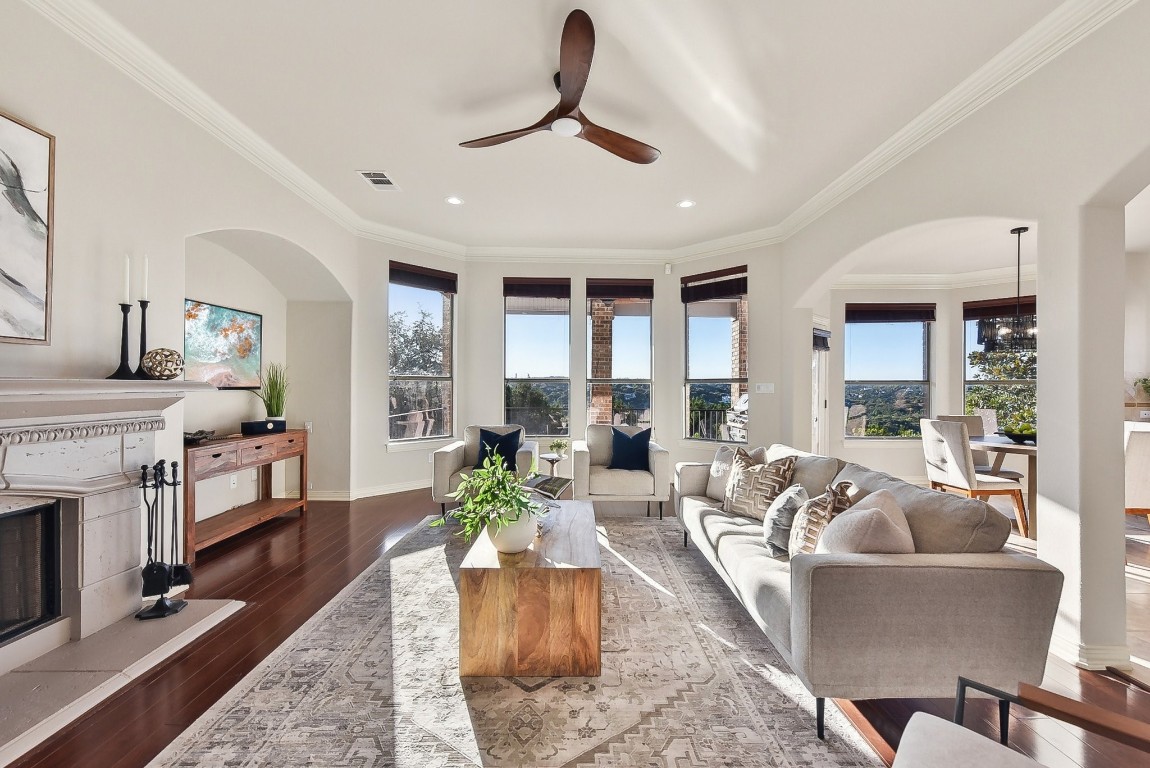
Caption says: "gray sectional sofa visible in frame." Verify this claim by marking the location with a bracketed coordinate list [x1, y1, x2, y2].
[674, 443, 1064, 738]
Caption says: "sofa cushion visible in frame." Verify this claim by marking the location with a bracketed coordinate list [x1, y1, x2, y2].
[832, 463, 1010, 553]
[608, 427, 651, 471]
[714, 529, 793, 654]
[816, 489, 915, 555]
[766, 444, 845, 498]
[463, 424, 525, 467]
[789, 482, 854, 556]
[706, 445, 767, 501]
[763, 483, 808, 557]
[475, 427, 522, 471]
[724, 453, 795, 519]
[588, 464, 655, 496]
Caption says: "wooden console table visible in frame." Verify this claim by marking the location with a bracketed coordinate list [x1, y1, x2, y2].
[183, 429, 307, 564]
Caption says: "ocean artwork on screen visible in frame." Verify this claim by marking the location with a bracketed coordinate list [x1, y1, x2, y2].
[184, 299, 262, 388]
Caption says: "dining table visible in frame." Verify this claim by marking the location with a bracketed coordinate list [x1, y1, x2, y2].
[970, 435, 1038, 538]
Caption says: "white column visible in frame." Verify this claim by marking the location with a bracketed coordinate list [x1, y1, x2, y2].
[1038, 204, 1130, 669]
[780, 306, 816, 450]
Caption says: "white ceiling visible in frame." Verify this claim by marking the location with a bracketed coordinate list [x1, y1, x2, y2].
[92, 0, 1061, 251]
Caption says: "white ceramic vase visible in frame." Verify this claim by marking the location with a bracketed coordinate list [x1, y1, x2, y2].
[487, 510, 537, 553]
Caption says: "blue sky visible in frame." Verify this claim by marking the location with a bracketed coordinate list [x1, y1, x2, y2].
[391, 284, 739, 379]
[844, 322, 926, 380]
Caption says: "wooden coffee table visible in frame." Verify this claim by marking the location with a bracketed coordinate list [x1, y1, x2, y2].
[458, 500, 601, 677]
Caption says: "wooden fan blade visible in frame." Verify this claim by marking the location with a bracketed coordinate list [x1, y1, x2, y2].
[558, 9, 594, 113]
[460, 113, 554, 148]
[580, 120, 660, 164]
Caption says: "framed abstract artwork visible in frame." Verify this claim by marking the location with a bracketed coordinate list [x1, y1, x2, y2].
[0, 110, 54, 344]
[184, 299, 263, 389]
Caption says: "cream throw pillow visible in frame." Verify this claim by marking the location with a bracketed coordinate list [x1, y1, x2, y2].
[815, 489, 916, 554]
[723, 453, 796, 520]
[788, 481, 854, 557]
[706, 445, 767, 501]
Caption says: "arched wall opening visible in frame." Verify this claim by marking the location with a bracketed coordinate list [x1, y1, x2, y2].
[183, 229, 353, 517]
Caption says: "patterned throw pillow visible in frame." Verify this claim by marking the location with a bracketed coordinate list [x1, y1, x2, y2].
[788, 481, 854, 557]
[724, 453, 796, 520]
[706, 445, 767, 501]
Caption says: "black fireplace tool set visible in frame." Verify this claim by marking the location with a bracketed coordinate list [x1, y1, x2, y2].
[136, 459, 192, 620]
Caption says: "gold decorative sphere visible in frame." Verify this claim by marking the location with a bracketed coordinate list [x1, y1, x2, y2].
[141, 348, 184, 380]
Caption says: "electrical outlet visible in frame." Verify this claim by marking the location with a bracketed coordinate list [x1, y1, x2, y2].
[1140, 410, 1150, 419]
[304, 421, 313, 432]
[251, 469, 258, 481]
[428, 453, 434, 464]
[307, 481, 313, 490]
[229, 473, 237, 489]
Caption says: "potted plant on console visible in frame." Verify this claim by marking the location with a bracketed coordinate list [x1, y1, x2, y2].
[243, 363, 289, 435]
[433, 451, 541, 554]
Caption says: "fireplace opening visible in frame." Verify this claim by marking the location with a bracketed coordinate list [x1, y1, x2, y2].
[0, 501, 60, 646]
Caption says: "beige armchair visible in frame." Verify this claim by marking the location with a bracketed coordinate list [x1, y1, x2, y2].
[1125, 421, 1150, 524]
[921, 418, 1029, 537]
[431, 425, 539, 515]
[573, 425, 670, 518]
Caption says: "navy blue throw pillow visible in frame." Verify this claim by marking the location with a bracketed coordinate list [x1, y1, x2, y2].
[475, 428, 521, 472]
[608, 427, 651, 472]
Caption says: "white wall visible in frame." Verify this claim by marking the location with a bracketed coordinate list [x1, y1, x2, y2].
[183, 237, 287, 518]
[288, 301, 353, 498]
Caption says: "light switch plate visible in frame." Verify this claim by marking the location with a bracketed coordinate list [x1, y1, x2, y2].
[755, 383, 775, 394]
[1140, 410, 1150, 419]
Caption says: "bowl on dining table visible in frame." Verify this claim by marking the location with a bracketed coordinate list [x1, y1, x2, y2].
[998, 430, 1036, 445]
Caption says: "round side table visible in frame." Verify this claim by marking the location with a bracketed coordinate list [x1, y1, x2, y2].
[539, 453, 567, 477]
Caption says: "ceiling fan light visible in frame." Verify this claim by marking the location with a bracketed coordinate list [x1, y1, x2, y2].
[550, 117, 582, 137]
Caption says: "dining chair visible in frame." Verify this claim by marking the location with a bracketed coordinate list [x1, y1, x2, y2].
[1125, 423, 1150, 525]
[937, 414, 1023, 480]
[920, 418, 1029, 537]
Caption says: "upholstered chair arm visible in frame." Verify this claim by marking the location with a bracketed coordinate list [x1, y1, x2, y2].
[674, 462, 711, 499]
[648, 441, 671, 501]
[789, 552, 1063, 700]
[431, 440, 466, 503]
[573, 440, 591, 499]
[517, 440, 540, 476]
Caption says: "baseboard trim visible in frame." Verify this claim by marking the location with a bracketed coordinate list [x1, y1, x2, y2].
[352, 480, 431, 500]
[1050, 634, 1132, 671]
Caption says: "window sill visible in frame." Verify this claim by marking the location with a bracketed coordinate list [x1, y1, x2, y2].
[386, 437, 456, 453]
[843, 436, 922, 441]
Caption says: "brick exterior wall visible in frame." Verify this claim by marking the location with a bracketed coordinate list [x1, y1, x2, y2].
[731, 297, 749, 402]
[589, 299, 615, 424]
[439, 292, 453, 434]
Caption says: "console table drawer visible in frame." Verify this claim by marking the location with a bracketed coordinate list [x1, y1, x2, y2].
[276, 434, 304, 457]
[240, 443, 278, 467]
[192, 447, 238, 477]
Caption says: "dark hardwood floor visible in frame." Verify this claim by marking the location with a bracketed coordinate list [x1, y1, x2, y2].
[10, 491, 434, 768]
[10, 494, 1150, 767]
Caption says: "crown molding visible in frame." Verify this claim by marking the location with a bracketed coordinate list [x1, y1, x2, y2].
[26, 0, 1135, 263]
[833, 264, 1037, 290]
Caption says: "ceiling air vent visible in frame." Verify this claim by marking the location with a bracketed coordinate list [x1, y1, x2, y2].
[358, 171, 400, 190]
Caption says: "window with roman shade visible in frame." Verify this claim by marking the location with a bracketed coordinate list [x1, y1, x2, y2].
[844, 302, 934, 438]
[586, 278, 654, 429]
[388, 261, 457, 440]
[504, 277, 571, 437]
[963, 296, 1037, 431]
[681, 267, 748, 443]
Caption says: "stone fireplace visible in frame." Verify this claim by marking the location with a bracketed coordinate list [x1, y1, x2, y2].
[0, 379, 211, 674]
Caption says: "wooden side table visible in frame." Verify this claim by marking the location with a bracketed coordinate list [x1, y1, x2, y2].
[458, 500, 601, 677]
[183, 429, 308, 564]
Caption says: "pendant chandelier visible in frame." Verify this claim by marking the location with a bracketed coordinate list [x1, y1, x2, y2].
[976, 226, 1037, 353]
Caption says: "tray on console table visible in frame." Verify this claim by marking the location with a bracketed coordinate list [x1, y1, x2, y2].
[183, 429, 308, 564]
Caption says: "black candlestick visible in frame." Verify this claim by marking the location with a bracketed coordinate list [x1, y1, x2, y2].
[106, 303, 136, 380]
[134, 299, 151, 379]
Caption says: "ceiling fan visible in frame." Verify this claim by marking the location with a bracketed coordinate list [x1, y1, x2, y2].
[460, 9, 660, 164]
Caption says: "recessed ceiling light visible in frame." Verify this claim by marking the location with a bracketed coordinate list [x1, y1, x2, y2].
[676, 199, 696, 208]
[445, 196, 464, 205]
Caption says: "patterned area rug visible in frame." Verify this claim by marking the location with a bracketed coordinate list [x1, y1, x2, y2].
[149, 517, 880, 767]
